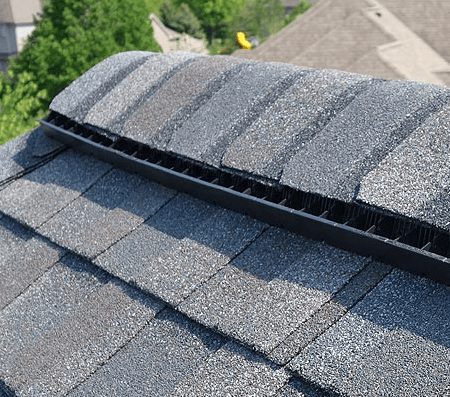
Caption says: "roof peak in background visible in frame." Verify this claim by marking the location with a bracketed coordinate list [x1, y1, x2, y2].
[236, 0, 450, 86]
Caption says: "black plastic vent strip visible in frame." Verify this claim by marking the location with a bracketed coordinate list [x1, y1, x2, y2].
[40, 113, 450, 285]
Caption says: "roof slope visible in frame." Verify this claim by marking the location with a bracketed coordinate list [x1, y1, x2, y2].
[0, 52, 449, 396]
[236, 0, 450, 85]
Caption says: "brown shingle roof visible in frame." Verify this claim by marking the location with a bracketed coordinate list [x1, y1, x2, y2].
[236, 0, 450, 85]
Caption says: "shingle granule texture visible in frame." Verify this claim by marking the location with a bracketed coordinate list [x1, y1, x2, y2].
[122, 56, 247, 148]
[38, 168, 175, 259]
[167, 61, 299, 166]
[222, 69, 372, 180]
[3, 52, 450, 397]
[275, 378, 329, 397]
[0, 256, 106, 381]
[50, 51, 152, 122]
[179, 227, 368, 354]
[290, 270, 450, 397]
[95, 194, 264, 305]
[13, 281, 162, 397]
[85, 52, 199, 138]
[170, 342, 289, 397]
[0, 255, 163, 397]
[281, 79, 450, 201]
[0, 128, 62, 185]
[69, 310, 224, 397]
[358, 104, 450, 230]
[269, 262, 392, 365]
[0, 217, 62, 310]
[0, 150, 112, 229]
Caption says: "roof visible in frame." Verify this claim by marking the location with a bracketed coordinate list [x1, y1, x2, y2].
[0, 0, 41, 24]
[0, 51, 449, 396]
[150, 13, 208, 54]
[236, 0, 450, 85]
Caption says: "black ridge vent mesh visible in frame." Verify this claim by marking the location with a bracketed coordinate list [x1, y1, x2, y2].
[41, 111, 450, 285]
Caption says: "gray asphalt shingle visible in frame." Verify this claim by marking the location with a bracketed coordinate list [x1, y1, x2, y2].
[122, 56, 246, 148]
[2, 51, 450, 397]
[50, 51, 152, 122]
[269, 262, 392, 365]
[167, 61, 299, 166]
[0, 255, 163, 397]
[179, 227, 368, 354]
[276, 378, 328, 397]
[170, 341, 289, 397]
[38, 168, 175, 259]
[96, 194, 264, 305]
[69, 310, 224, 397]
[358, 104, 450, 230]
[281, 80, 449, 201]
[0, 217, 62, 310]
[0, 256, 106, 381]
[291, 270, 450, 397]
[0, 128, 63, 186]
[222, 69, 372, 180]
[0, 150, 112, 229]
[85, 52, 199, 137]
[14, 282, 162, 397]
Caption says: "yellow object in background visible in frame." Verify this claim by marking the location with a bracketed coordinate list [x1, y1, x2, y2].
[236, 32, 252, 50]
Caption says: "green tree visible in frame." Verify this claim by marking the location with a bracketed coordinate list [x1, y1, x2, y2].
[161, 2, 204, 38]
[233, 0, 285, 40]
[284, 0, 310, 25]
[10, 0, 159, 113]
[1, 0, 160, 140]
[143, 0, 165, 13]
[174, 0, 246, 41]
[0, 71, 46, 144]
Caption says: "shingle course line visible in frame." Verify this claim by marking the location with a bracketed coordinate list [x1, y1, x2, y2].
[37, 162, 114, 231]
[150, 61, 250, 149]
[97, 56, 199, 140]
[64, 305, 169, 396]
[258, 77, 379, 181]
[0, 211, 349, 397]
[171, 223, 270, 309]
[0, 146, 66, 192]
[269, 261, 393, 365]
[42, 115, 450, 285]
[0, 251, 67, 315]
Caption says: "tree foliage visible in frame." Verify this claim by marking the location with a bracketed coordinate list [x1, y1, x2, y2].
[284, 0, 310, 26]
[0, 71, 46, 144]
[232, 0, 285, 40]
[173, 0, 246, 41]
[0, 0, 160, 140]
[10, 0, 159, 107]
[0, 0, 312, 141]
[169, 0, 310, 53]
[161, 2, 204, 38]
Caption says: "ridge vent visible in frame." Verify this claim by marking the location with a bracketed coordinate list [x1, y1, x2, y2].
[41, 112, 450, 285]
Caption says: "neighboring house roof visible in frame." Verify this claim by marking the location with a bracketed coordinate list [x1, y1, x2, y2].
[150, 13, 208, 54]
[0, 0, 41, 24]
[0, 51, 449, 396]
[236, 0, 450, 85]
